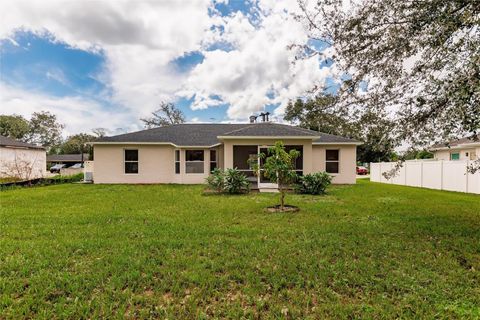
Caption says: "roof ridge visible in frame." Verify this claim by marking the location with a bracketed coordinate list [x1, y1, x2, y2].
[219, 124, 253, 135]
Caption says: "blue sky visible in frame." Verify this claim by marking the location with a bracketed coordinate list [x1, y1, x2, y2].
[0, 0, 336, 135]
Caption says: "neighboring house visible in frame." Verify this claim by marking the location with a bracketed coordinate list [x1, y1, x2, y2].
[0, 136, 46, 180]
[46, 153, 90, 166]
[430, 135, 480, 161]
[91, 122, 361, 188]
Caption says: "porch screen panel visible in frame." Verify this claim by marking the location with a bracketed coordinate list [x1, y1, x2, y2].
[285, 145, 303, 176]
[233, 145, 257, 177]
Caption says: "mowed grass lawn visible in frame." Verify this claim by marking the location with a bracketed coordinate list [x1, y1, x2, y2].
[1, 180, 479, 319]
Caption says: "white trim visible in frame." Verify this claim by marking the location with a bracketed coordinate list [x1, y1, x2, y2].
[124, 148, 139, 175]
[431, 143, 480, 151]
[325, 149, 340, 174]
[217, 136, 320, 140]
[185, 150, 205, 174]
[313, 142, 363, 145]
[257, 145, 279, 189]
[91, 141, 221, 148]
[174, 149, 180, 175]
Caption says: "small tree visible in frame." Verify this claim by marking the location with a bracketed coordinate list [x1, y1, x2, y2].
[255, 141, 300, 211]
[141, 102, 185, 128]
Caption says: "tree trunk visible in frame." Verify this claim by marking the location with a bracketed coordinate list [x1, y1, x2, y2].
[279, 185, 284, 211]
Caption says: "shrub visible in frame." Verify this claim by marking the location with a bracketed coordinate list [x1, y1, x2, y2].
[223, 168, 250, 194]
[205, 168, 249, 194]
[295, 172, 332, 195]
[205, 168, 224, 192]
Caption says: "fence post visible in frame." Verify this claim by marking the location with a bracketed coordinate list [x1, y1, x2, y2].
[466, 161, 469, 193]
[420, 160, 423, 188]
[379, 162, 382, 182]
[440, 160, 443, 191]
[404, 161, 407, 185]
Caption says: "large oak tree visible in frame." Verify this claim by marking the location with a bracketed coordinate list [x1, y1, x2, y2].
[296, 0, 479, 169]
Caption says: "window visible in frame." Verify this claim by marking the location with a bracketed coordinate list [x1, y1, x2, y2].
[471, 151, 477, 160]
[175, 150, 180, 174]
[124, 149, 138, 174]
[326, 149, 339, 174]
[450, 152, 460, 160]
[210, 150, 217, 172]
[185, 150, 204, 173]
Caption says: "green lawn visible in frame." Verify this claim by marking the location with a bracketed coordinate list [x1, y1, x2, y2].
[1, 180, 479, 319]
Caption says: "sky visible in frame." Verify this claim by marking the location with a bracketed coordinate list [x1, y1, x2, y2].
[0, 0, 336, 136]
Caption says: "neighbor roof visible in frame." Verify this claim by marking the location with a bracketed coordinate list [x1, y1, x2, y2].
[430, 135, 480, 150]
[47, 153, 90, 162]
[0, 136, 45, 150]
[95, 123, 361, 146]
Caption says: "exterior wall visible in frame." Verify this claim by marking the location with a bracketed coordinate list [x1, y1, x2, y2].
[93, 142, 358, 185]
[93, 144, 219, 184]
[0, 146, 46, 179]
[312, 145, 357, 184]
[434, 148, 478, 161]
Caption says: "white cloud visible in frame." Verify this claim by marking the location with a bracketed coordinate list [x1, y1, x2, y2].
[0, 83, 135, 136]
[0, 0, 214, 121]
[181, 1, 330, 119]
[0, 0, 332, 131]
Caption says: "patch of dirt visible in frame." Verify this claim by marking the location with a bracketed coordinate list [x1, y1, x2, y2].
[265, 205, 300, 213]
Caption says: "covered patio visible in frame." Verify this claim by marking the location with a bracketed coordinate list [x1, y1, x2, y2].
[231, 145, 304, 189]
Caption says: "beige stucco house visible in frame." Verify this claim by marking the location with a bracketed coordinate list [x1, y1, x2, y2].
[91, 122, 361, 188]
[0, 136, 46, 180]
[430, 135, 480, 161]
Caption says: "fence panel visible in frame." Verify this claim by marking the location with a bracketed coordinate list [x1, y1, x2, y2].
[422, 161, 442, 189]
[370, 160, 479, 194]
[405, 161, 422, 187]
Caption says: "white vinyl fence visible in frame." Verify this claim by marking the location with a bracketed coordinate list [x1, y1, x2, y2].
[370, 160, 480, 194]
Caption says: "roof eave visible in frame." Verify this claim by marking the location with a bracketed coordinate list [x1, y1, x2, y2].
[91, 141, 222, 148]
[313, 141, 363, 145]
[217, 135, 320, 140]
[430, 142, 480, 151]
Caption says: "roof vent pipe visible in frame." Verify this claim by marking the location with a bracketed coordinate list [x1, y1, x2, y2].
[265, 112, 270, 122]
[249, 115, 257, 123]
[260, 112, 266, 122]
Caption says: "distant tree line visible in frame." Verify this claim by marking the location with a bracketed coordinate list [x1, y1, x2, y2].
[0, 111, 106, 158]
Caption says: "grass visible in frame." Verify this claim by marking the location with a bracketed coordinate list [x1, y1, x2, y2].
[1, 180, 479, 319]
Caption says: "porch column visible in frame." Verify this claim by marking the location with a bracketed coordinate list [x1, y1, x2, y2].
[303, 142, 313, 174]
[224, 141, 233, 169]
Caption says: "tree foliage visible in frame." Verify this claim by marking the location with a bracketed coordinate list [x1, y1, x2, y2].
[141, 102, 186, 128]
[27, 111, 64, 149]
[59, 133, 96, 156]
[0, 115, 31, 140]
[255, 141, 300, 211]
[296, 0, 480, 155]
[285, 95, 397, 163]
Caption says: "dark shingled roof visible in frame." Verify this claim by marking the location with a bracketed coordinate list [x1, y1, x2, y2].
[95, 123, 361, 146]
[0, 135, 45, 150]
[47, 153, 91, 162]
[430, 135, 480, 149]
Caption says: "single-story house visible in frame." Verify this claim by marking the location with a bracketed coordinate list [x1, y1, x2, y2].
[0, 135, 46, 180]
[91, 122, 362, 188]
[46, 153, 90, 166]
[430, 135, 480, 161]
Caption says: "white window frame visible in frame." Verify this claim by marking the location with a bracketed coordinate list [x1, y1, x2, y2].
[185, 149, 204, 174]
[325, 149, 340, 174]
[174, 149, 180, 174]
[210, 149, 217, 172]
[124, 149, 139, 174]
